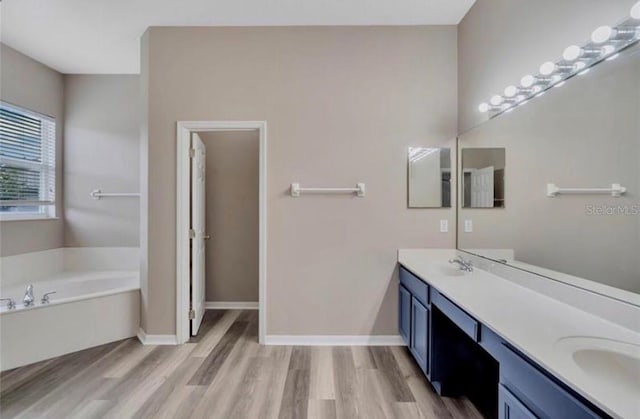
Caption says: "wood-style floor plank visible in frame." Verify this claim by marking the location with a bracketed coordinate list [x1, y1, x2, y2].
[0, 310, 483, 419]
[308, 346, 335, 401]
[332, 347, 360, 419]
[307, 399, 337, 419]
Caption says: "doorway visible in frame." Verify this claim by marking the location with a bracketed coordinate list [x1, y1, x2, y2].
[176, 121, 267, 345]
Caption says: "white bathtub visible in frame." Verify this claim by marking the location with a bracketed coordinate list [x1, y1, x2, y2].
[0, 248, 140, 371]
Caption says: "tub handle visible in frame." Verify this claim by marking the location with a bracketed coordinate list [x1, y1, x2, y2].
[41, 291, 57, 304]
[1, 298, 16, 309]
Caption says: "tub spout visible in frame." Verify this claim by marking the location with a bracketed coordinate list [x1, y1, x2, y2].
[23, 284, 35, 307]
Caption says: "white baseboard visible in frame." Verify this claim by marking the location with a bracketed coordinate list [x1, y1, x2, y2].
[137, 328, 178, 345]
[205, 301, 259, 310]
[264, 335, 405, 346]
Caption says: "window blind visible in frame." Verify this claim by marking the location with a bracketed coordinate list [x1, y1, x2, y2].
[0, 102, 56, 213]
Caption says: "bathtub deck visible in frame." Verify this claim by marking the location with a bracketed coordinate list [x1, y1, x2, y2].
[0, 310, 482, 419]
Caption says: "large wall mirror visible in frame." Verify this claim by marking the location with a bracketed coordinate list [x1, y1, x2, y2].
[458, 41, 640, 303]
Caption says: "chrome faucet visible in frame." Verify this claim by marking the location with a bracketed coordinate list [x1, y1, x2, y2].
[449, 257, 474, 272]
[23, 284, 35, 306]
[41, 291, 57, 304]
[0, 298, 16, 310]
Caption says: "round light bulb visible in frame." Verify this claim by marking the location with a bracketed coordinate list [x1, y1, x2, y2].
[504, 85, 519, 97]
[539, 61, 557, 76]
[563, 45, 583, 61]
[602, 45, 616, 55]
[478, 103, 490, 113]
[574, 61, 587, 70]
[591, 26, 614, 44]
[631, 1, 640, 19]
[490, 95, 504, 106]
[521, 75, 535, 88]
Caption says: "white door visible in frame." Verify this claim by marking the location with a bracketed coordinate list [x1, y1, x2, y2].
[470, 166, 494, 208]
[191, 133, 207, 335]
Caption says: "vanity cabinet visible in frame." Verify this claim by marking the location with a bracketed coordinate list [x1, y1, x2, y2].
[398, 264, 610, 419]
[399, 267, 431, 376]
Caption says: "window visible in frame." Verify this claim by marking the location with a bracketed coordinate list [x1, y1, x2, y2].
[0, 102, 56, 220]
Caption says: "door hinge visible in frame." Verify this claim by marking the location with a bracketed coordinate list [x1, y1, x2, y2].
[189, 309, 195, 320]
[189, 228, 196, 239]
[189, 148, 195, 158]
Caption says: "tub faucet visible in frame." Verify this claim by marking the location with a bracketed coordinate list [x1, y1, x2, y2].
[23, 284, 35, 306]
[449, 257, 474, 272]
[41, 291, 57, 304]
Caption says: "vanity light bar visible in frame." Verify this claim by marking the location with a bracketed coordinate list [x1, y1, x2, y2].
[478, 1, 640, 117]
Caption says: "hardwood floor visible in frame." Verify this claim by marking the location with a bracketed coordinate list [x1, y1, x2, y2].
[0, 310, 483, 419]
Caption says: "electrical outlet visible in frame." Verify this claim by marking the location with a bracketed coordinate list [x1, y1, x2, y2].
[440, 219, 448, 233]
[464, 219, 473, 233]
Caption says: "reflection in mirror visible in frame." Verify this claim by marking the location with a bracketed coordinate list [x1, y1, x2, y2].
[408, 147, 451, 208]
[461, 148, 505, 208]
[457, 41, 640, 301]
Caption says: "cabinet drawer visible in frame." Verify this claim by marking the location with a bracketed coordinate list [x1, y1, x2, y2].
[432, 292, 479, 342]
[500, 344, 602, 419]
[399, 266, 429, 306]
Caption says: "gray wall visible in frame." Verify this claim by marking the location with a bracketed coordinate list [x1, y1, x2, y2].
[200, 131, 259, 303]
[63, 75, 140, 247]
[140, 26, 458, 335]
[458, 0, 638, 133]
[0, 43, 65, 256]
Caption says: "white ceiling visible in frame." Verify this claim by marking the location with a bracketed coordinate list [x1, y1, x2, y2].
[0, 0, 475, 74]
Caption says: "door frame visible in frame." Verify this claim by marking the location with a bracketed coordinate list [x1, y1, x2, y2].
[176, 121, 267, 345]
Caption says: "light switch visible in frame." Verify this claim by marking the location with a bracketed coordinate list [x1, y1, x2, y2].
[464, 219, 473, 233]
[440, 220, 448, 233]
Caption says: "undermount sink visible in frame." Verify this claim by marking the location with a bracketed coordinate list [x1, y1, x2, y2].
[426, 262, 468, 277]
[554, 336, 640, 395]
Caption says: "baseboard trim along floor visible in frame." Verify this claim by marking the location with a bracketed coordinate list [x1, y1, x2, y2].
[137, 328, 179, 345]
[205, 301, 259, 310]
[264, 335, 405, 346]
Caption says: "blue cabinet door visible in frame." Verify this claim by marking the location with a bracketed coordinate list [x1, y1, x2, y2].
[398, 284, 411, 345]
[499, 385, 536, 419]
[410, 296, 429, 375]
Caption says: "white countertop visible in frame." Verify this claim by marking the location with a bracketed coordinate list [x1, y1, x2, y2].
[398, 249, 640, 419]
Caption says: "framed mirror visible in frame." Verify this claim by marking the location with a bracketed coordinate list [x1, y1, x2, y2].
[457, 40, 640, 304]
[408, 147, 451, 208]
